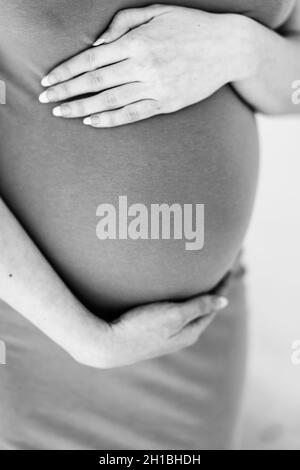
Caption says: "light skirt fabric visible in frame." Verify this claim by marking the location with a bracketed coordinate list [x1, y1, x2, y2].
[0, 262, 247, 450]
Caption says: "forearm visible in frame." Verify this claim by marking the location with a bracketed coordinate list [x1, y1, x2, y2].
[0, 196, 105, 357]
[232, 14, 300, 115]
[0, 196, 225, 370]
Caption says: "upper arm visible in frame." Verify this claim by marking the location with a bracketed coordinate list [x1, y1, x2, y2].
[243, 0, 296, 29]
[190, 0, 296, 29]
[279, 0, 300, 33]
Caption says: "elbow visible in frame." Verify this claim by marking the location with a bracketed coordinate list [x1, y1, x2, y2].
[257, 95, 300, 115]
[257, 103, 288, 116]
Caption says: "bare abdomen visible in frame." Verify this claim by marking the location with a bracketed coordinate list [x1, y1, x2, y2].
[0, 83, 258, 319]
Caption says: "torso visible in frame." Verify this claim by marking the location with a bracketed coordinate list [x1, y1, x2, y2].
[0, 0, 286, 317]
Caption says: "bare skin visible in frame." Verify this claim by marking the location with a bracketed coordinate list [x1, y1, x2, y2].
[40, 2, 300, 129]
[2, 2, 300, 369]
[40, 6, 254, 126]
[0, 197, 228, 368]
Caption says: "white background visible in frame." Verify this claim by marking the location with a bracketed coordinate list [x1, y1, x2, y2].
[239, 114, 300, 449]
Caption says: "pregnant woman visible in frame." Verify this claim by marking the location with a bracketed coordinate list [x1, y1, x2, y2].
[0, 0, 299, 449]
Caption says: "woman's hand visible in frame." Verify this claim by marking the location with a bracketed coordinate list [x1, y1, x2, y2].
[72, 294, 228, 369]
[0, 196, 228, 371]
[39, 4, 254, 127]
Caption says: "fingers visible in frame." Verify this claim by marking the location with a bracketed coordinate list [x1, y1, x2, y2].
[83, 99, 160, 127]
[40, 5, 171, 87]
[160, 294, 228, 346]
[175, 295, 228, 329]
[169, 296, 228, 350]
[177, 312, 218, 347]
[39, 61, 136, 103]
[93, 5, 171, 46]
[51, 83, 148, 118]
[41, 43, 128, 87]
[105, 293, 228, 366]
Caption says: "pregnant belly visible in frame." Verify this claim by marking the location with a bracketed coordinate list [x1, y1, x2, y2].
[0, 84, 258, 319]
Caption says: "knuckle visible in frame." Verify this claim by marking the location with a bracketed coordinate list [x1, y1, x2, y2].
[148, 49, 159, 65]
[131, 58, 147, 77]
[125, 34, 144, 53]
[85, 49, 97, 69]
[125, 106, 139, 122]
[144, 51, 164, 77]
[138, 36, 151, 53]
[131, 60, 146, 78]
[88, 70, 104, 89]
[151, 4, 173, 14]
[113, 10, 128, 28]
[114, 10, 124, 21]
[116, 9, 130, 22]
[103, 92, 118, 108]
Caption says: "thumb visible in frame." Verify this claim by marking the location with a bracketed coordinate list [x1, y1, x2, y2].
[93, 5, 168, 46]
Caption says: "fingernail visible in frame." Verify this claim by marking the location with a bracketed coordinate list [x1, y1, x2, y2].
[39, 89, 57, 103]
[41, 76, 50, 87]
[83, 116, 99, 126]
[92, 39, 104, 46]
[41, 74, 57, 87]
[213, 297, 228, 310]
[93, 34, 108, 46]
[39, 91, 48, 103]
[52, 104, 71, 117]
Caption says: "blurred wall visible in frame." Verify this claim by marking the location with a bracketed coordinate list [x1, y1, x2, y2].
[239, 114, 300, 449]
